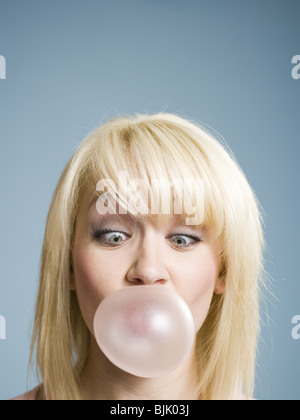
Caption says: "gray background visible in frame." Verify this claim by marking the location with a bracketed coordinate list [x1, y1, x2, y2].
[0, 0, 299, 400]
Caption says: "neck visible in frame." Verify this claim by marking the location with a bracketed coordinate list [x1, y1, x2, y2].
[79, 338, 199, 400]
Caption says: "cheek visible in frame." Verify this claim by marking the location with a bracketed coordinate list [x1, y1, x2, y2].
[178, 248, 219, 332]
[72, 244, 120, 335]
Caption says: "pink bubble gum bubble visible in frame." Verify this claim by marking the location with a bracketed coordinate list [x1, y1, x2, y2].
[93, 285, 195, 378]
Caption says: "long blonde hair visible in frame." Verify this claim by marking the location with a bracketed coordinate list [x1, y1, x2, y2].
[30, 113, 265, 400]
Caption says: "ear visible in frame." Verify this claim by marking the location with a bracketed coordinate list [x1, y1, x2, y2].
[214, 264, 226, 295]
[214, 279, 225, 295]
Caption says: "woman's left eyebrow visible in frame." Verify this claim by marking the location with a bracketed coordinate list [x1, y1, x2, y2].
[169, 218, 203, 230]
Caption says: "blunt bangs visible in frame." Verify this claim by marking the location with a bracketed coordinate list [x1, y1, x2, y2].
[82, 115, 225, 234]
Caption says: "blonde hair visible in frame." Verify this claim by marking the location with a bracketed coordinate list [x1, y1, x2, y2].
[30, 113, 265, 400]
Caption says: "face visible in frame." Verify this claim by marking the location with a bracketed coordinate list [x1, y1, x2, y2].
[71, 192, 223, 339]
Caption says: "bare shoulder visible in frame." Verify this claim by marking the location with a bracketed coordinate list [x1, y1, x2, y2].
[11, 386, 41, 401]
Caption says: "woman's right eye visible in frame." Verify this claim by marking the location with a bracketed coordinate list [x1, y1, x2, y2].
[92, 229, 130, 247]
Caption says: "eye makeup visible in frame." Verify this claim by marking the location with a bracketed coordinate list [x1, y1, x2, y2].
[91, 226, 203, 249]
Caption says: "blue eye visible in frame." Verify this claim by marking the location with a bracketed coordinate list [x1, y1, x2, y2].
[105, 232, 127, 244]
[92, 229, 129, 246]
[170, 234, 201, 248]
[92, 229, 202, 249]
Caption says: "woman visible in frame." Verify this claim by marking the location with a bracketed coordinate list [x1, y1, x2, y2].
[14, 113, 265, 400]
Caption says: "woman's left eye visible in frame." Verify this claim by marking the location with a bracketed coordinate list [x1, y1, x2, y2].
[170, 235, 201, 248]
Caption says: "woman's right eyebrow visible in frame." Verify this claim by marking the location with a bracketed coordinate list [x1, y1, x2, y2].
[88, 195, 100, 212]
[88, 202, 137, 226]
[88, 193, 127, 215]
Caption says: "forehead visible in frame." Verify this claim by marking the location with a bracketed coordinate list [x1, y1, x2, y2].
[88, 194, 186, 225]
[76, 192, 214, 245]
[78, 188, 198, 230]
[84, 171, 205, 226]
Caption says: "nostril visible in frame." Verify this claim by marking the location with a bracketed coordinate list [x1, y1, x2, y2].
[129, 278, 167, 286]
[156, 279, 167, 285]
[135, 279, 144, 285]
[129, 278, 146, 285]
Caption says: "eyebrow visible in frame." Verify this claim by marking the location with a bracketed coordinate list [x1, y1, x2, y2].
[88, 195, 99, 212]
[87, 196, 136, 225]
[87, 195, 204, 231]
[88, 193, 128, 214]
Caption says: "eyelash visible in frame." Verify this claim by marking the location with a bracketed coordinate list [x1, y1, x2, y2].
[91, 229, 203, 248]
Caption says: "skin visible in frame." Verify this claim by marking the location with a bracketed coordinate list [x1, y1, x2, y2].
[71, 192, 224, 400]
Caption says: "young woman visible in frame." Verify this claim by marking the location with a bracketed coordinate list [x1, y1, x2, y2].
[14, 113, 265, 400]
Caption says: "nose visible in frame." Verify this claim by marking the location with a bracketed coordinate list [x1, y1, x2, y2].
[126, 234, 169, 286]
